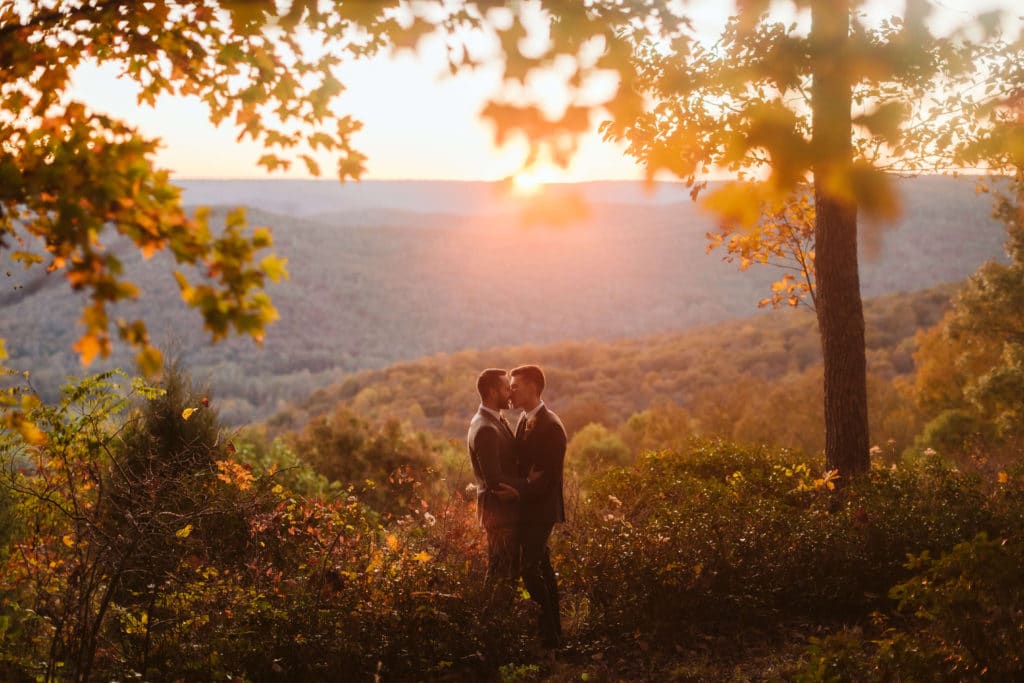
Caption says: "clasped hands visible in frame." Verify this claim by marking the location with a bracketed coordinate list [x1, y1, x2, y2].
[492, 466, 542, 501]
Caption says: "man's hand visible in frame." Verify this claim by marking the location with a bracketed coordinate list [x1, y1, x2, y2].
[492, 482, 520, 501]
[528, 466, 543, 484]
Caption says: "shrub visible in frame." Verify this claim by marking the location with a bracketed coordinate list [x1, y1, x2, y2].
[799, 532, 1024, 681]
[556, 439, 995, 642]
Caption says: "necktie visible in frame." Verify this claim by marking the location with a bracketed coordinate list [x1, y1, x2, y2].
[499, 414, 513, 437]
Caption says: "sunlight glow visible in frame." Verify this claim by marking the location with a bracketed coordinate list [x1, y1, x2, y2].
[511, 166, 565, 195]
[63, 0, 1020, 181]
[511, 171, 542, 195]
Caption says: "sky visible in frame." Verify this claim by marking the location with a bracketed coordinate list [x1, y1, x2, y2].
[68, 0, 1020, 182]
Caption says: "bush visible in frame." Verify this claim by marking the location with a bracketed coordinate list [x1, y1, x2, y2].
[566, 423, 632, 485]
[555, 439, 995, 642]
[799, 532, 1024, 681]
[0, 370, 539, 681]
[4, 376, 1021, 681]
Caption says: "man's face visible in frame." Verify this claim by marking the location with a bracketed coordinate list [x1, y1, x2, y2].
[509, 374, 535, 409]
[493, 375, 512, 409]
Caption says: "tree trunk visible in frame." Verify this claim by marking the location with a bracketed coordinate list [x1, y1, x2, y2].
[811, 0, 870, 477]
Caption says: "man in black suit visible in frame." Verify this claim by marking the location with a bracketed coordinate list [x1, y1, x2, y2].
[466, 368, 520, 597]
[505, 364, 566, 649]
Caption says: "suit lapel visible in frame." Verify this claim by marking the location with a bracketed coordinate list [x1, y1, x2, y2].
[519, 405, 547, 444]
[481, 408, 513, 440]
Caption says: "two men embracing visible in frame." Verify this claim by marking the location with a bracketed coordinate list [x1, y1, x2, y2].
[467, 365, 566, 650]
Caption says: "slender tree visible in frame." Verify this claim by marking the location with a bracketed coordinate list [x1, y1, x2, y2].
[492, 0, 990, 476]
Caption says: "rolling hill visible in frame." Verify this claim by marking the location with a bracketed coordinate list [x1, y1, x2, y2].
[1, 176, 1004, 424]
[269, 284, 956, 456]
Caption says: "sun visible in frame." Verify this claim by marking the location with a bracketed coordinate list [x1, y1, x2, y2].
[510, 166, 562, 196]
[512, 171, 543, 195]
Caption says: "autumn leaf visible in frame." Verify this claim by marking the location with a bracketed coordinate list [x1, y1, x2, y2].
[412, 551, 432, 564]
[181, 407, 196, 421]
[73, 334, 103, 367]
[175, 524, 193, 538]
[260, 254, 289, 283]
[135, 346, 163, 377]
[17, 419, 47, 446]
[998, 471, 1009, 484]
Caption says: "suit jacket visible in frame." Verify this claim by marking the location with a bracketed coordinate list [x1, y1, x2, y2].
[467, 407, 520, 529]
[514, 404, 567, 526]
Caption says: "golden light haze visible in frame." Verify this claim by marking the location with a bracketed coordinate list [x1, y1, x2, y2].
[68, 0, 1019, 183]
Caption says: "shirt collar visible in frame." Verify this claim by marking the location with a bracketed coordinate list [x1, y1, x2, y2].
[524, 400, 545, 421]
[479, 404, 504, 422]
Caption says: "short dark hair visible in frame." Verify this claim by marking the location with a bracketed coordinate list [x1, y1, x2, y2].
[510, 364, 546, 395]
[476, 368, 507, 400]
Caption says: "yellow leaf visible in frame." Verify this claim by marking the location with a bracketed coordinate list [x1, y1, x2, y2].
[62, 534, 74, 548]
[136, 346, 163, 377]
[366, 551, 383, 574]
[413, 551, 432, 564]
[18, 419, 47, 446]
[998, 471, 1009, 484]
[175, 524, 193, 538]
[11, 251, 43, 269]
[386, 533, 399, 552]
[181, 408, 196, 421]
[260, 254, 289, 283]
[701, 181, 773, 229]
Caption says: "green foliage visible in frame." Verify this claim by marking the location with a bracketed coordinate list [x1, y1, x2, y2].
[3, 369, 1024, 681]
[556, 440, 993, 641]
[915, 174, 1024, 463]
[230, 426, 332, 498]
[800, 532, 1024, 681]
[283, 405, 440, 519]
[0, 366, 539, 680]
[566, 423, 632, 486]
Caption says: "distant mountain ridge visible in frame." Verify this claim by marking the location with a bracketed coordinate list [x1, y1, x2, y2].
[2, 176, 1005, 424]
[176, 179, 704, 217]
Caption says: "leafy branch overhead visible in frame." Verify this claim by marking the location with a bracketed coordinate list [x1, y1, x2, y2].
[0, 1, 677, 373]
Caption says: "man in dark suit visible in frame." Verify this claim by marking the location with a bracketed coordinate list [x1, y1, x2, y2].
[506, 364, 566, 649]
[466, 368, 520, 597]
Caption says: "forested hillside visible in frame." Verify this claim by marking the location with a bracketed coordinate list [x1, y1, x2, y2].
[271, 284, 955, 455]
[1, 177, 1004, 425]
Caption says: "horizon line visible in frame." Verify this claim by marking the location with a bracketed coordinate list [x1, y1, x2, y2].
[171, 172, 982, 183]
